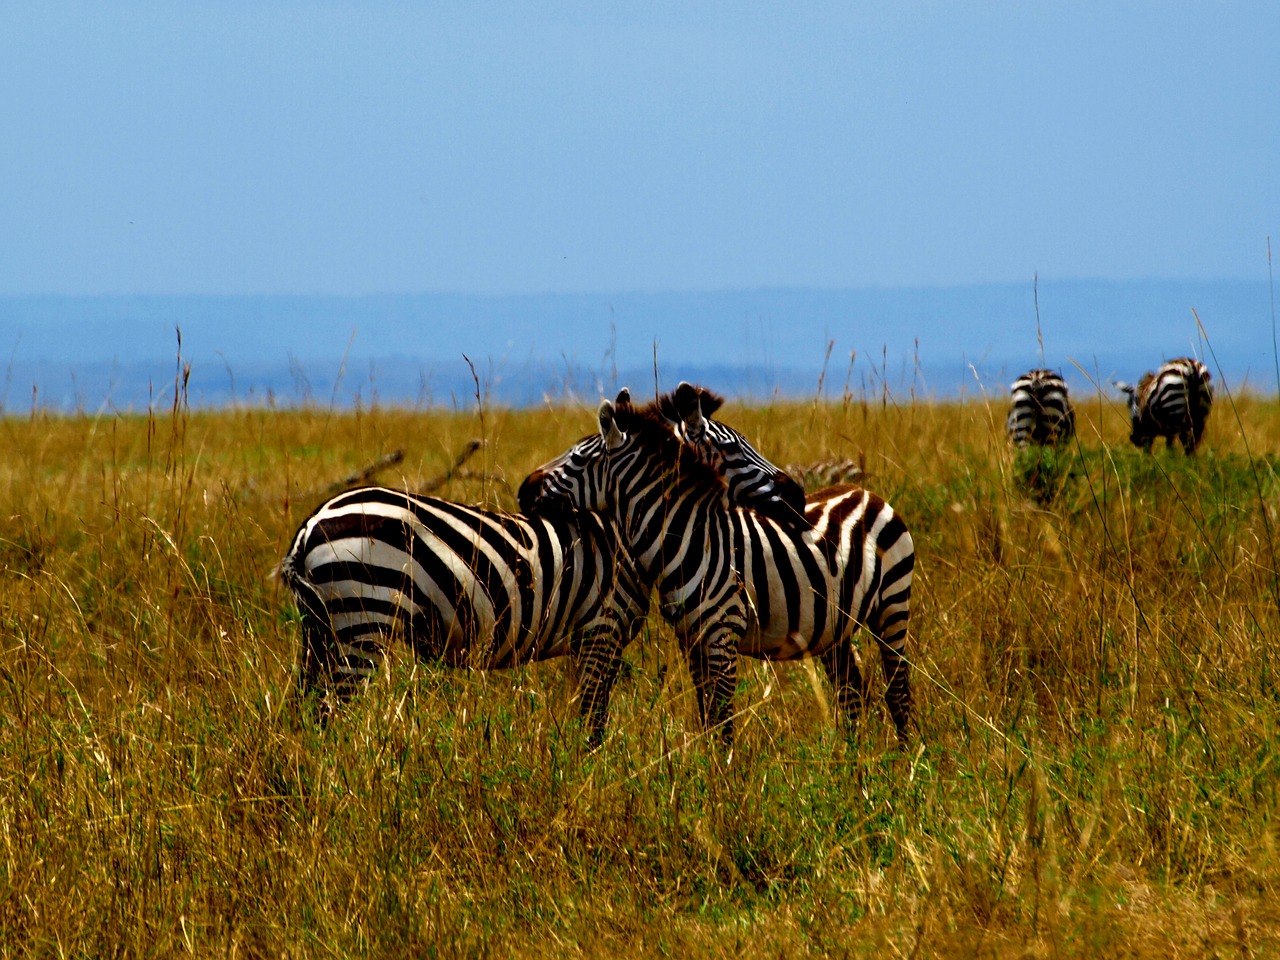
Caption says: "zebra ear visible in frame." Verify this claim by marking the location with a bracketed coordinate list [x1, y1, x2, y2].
[598, 400, 626, 450]
[612, 388, 635, 430]
[675, 382, 708, 443]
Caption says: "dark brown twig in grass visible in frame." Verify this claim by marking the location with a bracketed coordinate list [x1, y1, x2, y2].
[320, 449, 406, 496]
[419, 439, 487, 494]
[302, 439, 489, 504]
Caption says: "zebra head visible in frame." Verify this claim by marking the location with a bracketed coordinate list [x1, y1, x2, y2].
[518, 383, 807, 528]
[1116, 372, 1154, 425]
[1115, 380, 1138, 420]
[661, 382, 808, 522]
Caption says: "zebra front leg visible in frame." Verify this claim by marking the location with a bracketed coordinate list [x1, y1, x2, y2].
[821, 640, 867, 730]
[570, 626, 626, 748]
[684, 624, 742, 745]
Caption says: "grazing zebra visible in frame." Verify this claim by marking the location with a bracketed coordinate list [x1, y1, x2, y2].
[278, 435, 803, 744]
[1119, 357, 1213, 454]
[1007, 369, 1076, 447]
[519, 383, 915, 746]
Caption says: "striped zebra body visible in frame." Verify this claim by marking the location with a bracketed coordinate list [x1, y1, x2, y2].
[279, 485, 651, 743]
[730, 484, 914, 738]
[1007, 369, 1075, 447]
[520, 383, 914, 745]
[1120, 357, 1213, 454]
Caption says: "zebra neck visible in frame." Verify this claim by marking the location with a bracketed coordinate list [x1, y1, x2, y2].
[618, 481, 726, 575]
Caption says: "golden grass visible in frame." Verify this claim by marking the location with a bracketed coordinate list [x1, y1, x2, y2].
[1, 381, 1278, 957]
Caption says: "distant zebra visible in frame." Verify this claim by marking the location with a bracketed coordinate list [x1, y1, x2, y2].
[785, 458, 866, 491]
[520, 383, 914, 746]
[1007, 369, 1075, 447]
[1119, 357, 1213, 454]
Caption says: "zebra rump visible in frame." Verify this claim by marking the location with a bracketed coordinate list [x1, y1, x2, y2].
[1119, 357, 1213, 454]
[278, 485, 650, 744]
[1007, 369, 1075, 447]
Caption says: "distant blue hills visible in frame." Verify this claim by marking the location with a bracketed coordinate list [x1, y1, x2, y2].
[1, 279, 1273, 411]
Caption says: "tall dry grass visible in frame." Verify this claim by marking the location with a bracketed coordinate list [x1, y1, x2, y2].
[1, 376, 1278, 957]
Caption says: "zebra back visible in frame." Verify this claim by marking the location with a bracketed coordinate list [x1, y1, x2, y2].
[1007, 369, 1075, 447]
[279, 485, 651, 743]
[1123, 357, 1213, 454]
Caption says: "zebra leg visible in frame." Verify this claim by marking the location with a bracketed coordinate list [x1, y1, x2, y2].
[684, 626, 741, 745]
[285, 570, 343, 716]
[570, 626, 626, 748]
[873, 632, 912, 746]
[821, 640, 867, 729]
[289, 576, 389, 717]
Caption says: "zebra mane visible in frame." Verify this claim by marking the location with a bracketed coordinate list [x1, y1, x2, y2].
[610, 386, 735, 497]
[651, 382, 725, 424]
[611, 383, 725, 435]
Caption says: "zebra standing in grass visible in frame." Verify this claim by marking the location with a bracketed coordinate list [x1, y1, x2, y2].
[278, 487, 649, 743]
[519, 383, 915, 746]
[278, 430, 804, 744]
[1119, 357, 1213, 454]
[1007, 369, 1076, 447]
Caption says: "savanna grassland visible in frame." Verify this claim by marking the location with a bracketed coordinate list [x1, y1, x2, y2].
[2, 373, 1280, 958]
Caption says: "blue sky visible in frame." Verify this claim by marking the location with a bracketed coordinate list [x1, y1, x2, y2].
[3, 1, 1277, 298]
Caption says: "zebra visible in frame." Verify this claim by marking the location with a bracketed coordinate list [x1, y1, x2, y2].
[1006, 369, 1075, 447]
[278, 486, 649, 743]
[278, 433, 804, 745]
[519, 382, 915, 746]
[785, 458, 865, 491]
[1118, 357, 1213, 454]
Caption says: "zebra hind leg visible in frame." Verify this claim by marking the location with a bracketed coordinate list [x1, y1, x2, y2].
[1181, 425, 1203, 455]
[873, 633, 913, 746]
[684, 631, 740, 746]
[570, 627, 626, 748]
[285, 571, 386, 723]
[288, 579, 343, 723]
[820, 640, 867, 730]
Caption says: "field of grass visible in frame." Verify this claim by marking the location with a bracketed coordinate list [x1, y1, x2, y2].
[2, 374, 1279, 957]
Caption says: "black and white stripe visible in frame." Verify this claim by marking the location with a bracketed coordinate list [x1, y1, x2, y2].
[1007, 369, 1075, 447]
[519, 382, 914, 745]
[1119, 357, 1213, 454]
[278, 486, 651, 743]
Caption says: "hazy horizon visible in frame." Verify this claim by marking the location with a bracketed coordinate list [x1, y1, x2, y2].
[3, 276, 1272, 411]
